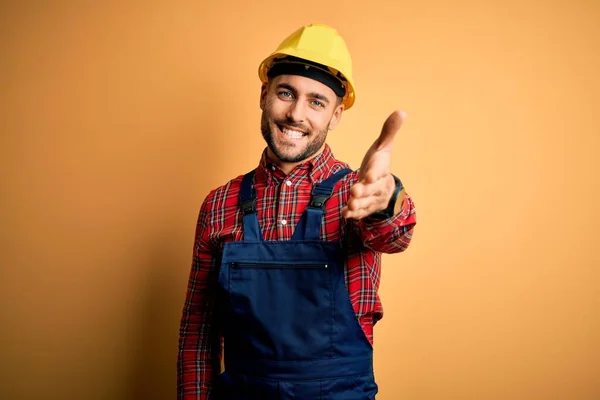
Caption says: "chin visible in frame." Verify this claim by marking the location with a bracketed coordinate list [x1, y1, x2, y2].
[271, 148, 302, 164]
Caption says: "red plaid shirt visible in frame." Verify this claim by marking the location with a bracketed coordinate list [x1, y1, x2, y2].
[177, 144, 417, 399]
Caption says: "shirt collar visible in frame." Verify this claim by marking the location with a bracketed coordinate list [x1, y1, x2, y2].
[255, 144, 339, 187]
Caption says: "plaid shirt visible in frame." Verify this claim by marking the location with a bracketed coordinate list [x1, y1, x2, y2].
[177, 144, 417, 399]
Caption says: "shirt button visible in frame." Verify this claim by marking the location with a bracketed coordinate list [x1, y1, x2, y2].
[281, 219, 287, 225]
[285, 180, 292, 186]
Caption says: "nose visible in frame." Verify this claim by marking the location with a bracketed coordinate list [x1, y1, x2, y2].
[286, 99, 306, 123]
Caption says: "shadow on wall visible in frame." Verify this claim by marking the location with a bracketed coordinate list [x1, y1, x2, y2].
[124, 83, 232, 400]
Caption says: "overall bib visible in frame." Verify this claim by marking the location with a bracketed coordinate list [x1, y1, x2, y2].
[215, 168, 378, 399]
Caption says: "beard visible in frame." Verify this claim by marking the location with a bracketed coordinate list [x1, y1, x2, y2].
[260, 110, 329, 164]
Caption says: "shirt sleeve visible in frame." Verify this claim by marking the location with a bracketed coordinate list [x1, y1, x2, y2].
[352, 187, 417, 254]
[177, 197, 222, 400]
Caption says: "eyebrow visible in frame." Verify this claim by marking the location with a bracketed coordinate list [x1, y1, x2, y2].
[276, 83, 331, 104]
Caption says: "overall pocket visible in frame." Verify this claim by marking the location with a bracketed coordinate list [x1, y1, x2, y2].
[227, 260, 334, 360]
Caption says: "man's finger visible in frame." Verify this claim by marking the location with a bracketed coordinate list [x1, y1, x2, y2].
[342, 201, 380, 219]
[347, 196, 384, 213]
[358, 162, 390, 183]
[375, 110, 406, 150]
[363, 169, 381, 184]
[350, 179, 386, 199]
[344, 190, 389, 215]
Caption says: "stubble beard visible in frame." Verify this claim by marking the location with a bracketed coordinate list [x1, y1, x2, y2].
[260, 110, 329, 164]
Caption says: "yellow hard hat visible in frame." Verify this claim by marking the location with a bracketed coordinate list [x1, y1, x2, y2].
[258, 23, 356, 110]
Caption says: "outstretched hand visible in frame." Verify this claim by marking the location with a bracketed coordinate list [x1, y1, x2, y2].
[341, 110, 406, 219]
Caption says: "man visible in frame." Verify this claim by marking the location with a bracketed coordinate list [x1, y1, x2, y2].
[178, 23, 417, 399]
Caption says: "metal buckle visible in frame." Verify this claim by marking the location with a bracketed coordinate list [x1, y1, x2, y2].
[241, 199, 256, 215]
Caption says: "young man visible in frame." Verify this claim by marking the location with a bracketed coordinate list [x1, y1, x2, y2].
[178, 23, 417, 399]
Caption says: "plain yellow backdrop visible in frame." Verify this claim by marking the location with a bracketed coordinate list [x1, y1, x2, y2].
[1, 1, 598, 399]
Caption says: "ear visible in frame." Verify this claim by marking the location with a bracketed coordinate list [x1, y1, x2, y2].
[259, 82, 269, 110]
[327, 103, 345, 130]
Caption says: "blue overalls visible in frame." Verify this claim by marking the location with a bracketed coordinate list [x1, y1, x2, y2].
[215, 168, 378, 399]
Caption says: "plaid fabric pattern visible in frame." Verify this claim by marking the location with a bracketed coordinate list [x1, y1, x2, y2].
[177, 144, 417, 399]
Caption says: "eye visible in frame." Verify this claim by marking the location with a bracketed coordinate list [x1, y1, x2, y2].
[311, 100, 325, 108]
[278, 91, 294, 99]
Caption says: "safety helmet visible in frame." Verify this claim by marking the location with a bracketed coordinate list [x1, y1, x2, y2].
[258, 23, 356, 110]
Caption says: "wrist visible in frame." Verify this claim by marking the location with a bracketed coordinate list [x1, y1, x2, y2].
[369, 174, 404, 219]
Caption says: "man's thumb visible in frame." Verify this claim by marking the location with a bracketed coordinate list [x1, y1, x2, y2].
[376, 110, 406, 149]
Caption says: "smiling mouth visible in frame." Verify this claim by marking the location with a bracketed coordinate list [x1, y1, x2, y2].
[277, 125, 306, 139]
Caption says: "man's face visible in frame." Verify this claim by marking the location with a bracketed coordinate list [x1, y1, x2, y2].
[260, 74, 344, 165]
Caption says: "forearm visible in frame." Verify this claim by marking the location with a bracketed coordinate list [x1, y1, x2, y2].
[177, 283, 221, 399]
[178, 202, 222, 399]
[356, 189, 417, 253]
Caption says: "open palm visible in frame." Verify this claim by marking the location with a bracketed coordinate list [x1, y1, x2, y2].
[341, 110, 406, 219]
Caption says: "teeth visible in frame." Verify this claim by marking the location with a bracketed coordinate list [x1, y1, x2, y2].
[282, 127, 304, 139]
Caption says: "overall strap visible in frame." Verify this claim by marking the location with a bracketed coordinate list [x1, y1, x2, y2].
[238, 170, 262, 242]
[292, 168, 353, 241]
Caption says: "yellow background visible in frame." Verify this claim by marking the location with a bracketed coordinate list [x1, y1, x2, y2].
[1, 1, 598, 399]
